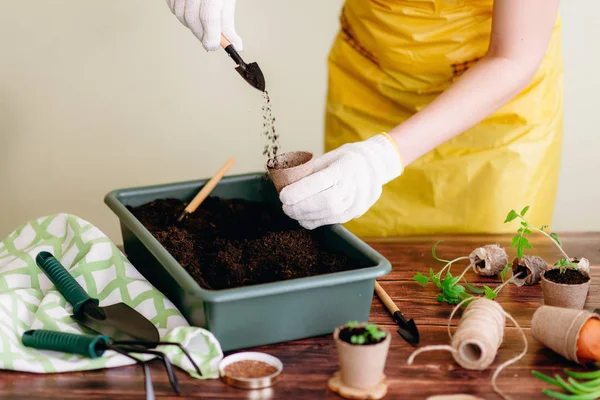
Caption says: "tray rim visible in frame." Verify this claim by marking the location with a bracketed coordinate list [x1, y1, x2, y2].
[104, 172, 392, 303]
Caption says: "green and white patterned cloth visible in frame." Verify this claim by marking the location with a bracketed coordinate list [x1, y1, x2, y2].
[0, 213, 223, 378]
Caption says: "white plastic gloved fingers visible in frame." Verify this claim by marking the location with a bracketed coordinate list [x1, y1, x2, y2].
[167, 0, 242, 52]
[280, 134, 404, 230]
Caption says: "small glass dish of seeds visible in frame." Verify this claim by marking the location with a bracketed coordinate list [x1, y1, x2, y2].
[218, 352, 283, 389]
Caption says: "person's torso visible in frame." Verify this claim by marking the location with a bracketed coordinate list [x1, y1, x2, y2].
[341, 0, 562, 93]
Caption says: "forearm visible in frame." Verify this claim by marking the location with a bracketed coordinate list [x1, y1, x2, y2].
[388, 55, 539, 166]
[387, 0, 560, 167]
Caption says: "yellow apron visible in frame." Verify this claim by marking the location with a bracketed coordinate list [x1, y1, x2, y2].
[325, 0, 564, 237]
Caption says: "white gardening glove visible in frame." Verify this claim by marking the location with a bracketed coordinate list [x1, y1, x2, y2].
[166, 0, 242, 52]
[280, 134, 404, 230]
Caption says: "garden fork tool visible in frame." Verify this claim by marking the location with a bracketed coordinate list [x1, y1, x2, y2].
[374, 282, 420, 345]
[22, 329, 202, 399]
[220, 34, 266, 92]
[35, 251, 160, 343]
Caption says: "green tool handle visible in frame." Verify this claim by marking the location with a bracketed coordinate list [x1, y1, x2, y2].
[36, 251, 99, 315]
[22, 329, 109, 359]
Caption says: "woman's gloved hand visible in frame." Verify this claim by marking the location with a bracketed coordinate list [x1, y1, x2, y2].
[166, 0, 242, 52]
[280, 134, 404, 230]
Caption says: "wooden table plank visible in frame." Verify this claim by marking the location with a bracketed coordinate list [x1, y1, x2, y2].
[367, 233, 600, 281]
[1, 233, 599, 399]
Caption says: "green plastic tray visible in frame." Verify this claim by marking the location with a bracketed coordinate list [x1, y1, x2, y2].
[104, 172, 391, 351]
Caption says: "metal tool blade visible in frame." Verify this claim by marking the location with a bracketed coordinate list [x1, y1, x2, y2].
[235, 62, 266, 92]
[393, 310, 420, 345]
[72, 302, 160, 343]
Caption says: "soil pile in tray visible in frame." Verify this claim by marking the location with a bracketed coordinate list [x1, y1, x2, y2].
[127, 197, 361, 290]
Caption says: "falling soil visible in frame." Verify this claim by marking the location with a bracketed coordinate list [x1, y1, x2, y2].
[339, 327, 386, 345]
[266, 157, 290, 170]
[262, 90, 279, 161]
[544, 268, 590, 285]
[127, 197, 362, 290]
[223, 360, 278, 379]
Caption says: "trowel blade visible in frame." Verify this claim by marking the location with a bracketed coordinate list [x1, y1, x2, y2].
[393, 311, 420, 345]
[397, 320, 420, 345]
[235, 62, 266, 92]
[72, 303, 159, 343]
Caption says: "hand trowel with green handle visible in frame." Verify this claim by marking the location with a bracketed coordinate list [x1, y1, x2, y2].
[36, 252, 160, 343]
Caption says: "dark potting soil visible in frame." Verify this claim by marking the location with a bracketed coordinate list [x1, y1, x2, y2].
[544, 268, 590, 285]
[514, 263, 531, 280]
[339, 327, 386, 345]
[127, 197, 361, 290]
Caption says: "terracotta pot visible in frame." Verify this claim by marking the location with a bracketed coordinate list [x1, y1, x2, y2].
[266, 151, 314, 193]
[532, 305, 600, 364]
[333, 324, 391, 390]
[541, 268, 591, 309]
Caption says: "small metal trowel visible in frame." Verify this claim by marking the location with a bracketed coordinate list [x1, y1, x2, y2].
[220, 34, 266, 92]
[374, 282, 420, 345]
[36, 252, 160, 344]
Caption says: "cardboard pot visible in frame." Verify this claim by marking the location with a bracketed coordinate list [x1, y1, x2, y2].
[333, 324, 391, 390]
[511, 256, 548, 287]
[541, 268, 591, 309]
[532, 305, 600, 364]
[267, 151, 314, 193]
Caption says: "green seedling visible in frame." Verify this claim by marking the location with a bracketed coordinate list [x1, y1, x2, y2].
[505, 206, 576, 274]
[414, 241, 472, 304]
[414, 241, 514, 304]
[345, 321, 387, 345]
[500, 265, 512, 283]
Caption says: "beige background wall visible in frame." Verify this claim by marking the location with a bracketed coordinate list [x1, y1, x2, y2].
[0, 1, 597, 243]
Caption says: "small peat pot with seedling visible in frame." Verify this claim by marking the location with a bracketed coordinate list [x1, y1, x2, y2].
[328, 321, 391, 400]
[504, 206, 592, 309]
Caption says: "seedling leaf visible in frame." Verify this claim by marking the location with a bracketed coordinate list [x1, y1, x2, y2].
[414, 272, 429, 287]
[511, 235, 519, 248]
[505, 210, 519, 223]
[484, 285, 497, 300]
[520, 206, 530, 216]
[466, 283, 485, 294]
[500, 265, 512, 282]
[550, 232, 562, 247]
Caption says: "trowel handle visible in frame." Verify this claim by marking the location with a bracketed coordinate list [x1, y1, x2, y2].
[220, 34, 245, 67]
[36, 252, 99, 315]
[374, 281, 399, 314]
[22, 329, 109, 359]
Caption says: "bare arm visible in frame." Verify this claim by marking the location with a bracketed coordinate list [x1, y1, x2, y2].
[389, 0, 561, 165]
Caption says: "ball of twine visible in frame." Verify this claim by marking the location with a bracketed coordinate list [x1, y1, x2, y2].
[407, 298, 527, 400]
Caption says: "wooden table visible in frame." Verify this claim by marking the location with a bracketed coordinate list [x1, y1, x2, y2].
[1, 233, 598, 399]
